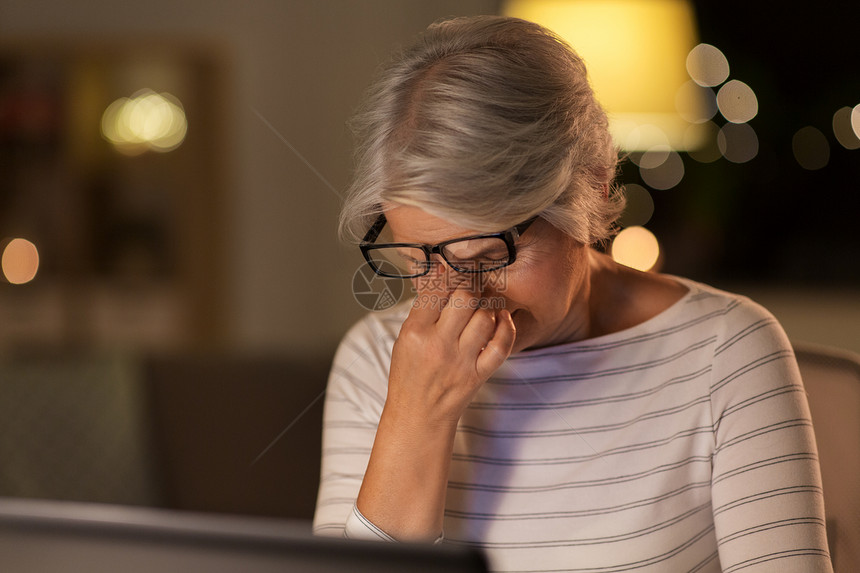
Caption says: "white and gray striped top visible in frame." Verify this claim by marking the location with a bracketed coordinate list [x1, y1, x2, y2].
[313, 278, 832, 572]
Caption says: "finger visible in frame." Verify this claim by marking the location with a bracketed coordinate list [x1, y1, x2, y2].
[476, 309, 516, 378]
[408, 263, 450, 323]
[425, 266, 474, 310]
[457, 308, 497, 354]
[442, 272, 474, 292]
[436, 284, 482, 335]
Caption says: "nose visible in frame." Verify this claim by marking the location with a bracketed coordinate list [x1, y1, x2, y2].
[411, 257, 444, 290]
[436, 259, 486, 295]
[412, 257, 475, 294]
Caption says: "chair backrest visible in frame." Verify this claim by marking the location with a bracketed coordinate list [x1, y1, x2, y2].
[0, 353, 161, 506]
[794, 342, 860, 573]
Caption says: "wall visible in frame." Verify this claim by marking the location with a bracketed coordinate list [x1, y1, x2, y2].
[0, 0, 499, 357]
[1, 1, 856, 358]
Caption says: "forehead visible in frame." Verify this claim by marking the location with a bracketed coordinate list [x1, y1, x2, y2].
[384, 205, 481, 243]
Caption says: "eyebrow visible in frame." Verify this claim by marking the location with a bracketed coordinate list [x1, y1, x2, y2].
[445, 239, 507, 256]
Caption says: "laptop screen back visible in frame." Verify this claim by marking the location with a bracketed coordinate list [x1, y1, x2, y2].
[0, 497, 488, 573]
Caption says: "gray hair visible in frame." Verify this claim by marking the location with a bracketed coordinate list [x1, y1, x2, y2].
[338, 15, 624, 244]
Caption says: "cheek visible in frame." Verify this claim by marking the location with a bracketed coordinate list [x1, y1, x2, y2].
[480, 266, 522, 300]
[486, 257, 577, 320]
[481, 269, 540, 310]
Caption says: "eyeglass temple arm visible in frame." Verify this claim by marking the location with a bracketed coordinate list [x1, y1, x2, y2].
[361, 213, 388, 244]
[512, 216, 538, 239]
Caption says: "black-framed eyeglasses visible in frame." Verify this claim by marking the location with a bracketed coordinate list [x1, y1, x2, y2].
[360, 214, 537, 278]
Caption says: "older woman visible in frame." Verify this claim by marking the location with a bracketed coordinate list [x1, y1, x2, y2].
[313, 15, 832, 573]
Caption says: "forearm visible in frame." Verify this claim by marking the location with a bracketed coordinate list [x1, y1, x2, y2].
[352, 284, 515, 542]
[355, 403, 458, 542]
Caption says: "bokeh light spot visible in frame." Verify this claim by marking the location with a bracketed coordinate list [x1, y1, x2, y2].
[639, 149, 685, 189]
[676, 81, 717, 124]
[792, 126, 830, 170]
[2, 238, 40, 284]
[717, 123, 758, 163]
[716, 80, 758, 123]
[102, 89, 187, 153]
[612, 226, 661, 272]
[638, 146, 671, 169]
[852, 104, 860, 140]
[617, 184, 655, 228]
[686, 43, 730, 87]
[622, 125, 671, 158]
[685, 121, 722, 163]
[833, 106, 860, 150]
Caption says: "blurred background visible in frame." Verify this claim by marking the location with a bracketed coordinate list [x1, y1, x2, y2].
[0, 0, 858, 521]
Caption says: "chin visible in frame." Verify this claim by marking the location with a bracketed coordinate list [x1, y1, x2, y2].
[511, 341, 531, 354]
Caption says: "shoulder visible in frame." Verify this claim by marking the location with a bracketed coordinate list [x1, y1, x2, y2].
[331, 299, 411, 377]
[631, 274, 794, 366]
[593, 259, 780, 346]
[674, 279, 802, 403]
[324, 300, 412, 415]
[675, 278, 790, 350]
[339, 300, 411, 351]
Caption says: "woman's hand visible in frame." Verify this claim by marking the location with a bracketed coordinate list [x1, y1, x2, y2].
[387, 272, 517, 425]
[355, 269, 516, 541]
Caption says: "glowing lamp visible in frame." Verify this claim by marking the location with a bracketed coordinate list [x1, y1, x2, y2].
[502, 0, 707, 151]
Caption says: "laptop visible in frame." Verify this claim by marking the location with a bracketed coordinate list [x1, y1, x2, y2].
[0, 497, 488, 572]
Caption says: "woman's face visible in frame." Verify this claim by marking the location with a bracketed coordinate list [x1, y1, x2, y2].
[384, 205, 594, 353]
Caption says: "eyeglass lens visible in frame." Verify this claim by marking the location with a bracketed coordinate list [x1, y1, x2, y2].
[366, 236, 511, 277]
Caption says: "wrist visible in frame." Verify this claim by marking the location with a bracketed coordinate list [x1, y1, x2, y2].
[377, 400, 460, 445]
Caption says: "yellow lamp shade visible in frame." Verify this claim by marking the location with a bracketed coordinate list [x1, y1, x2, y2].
[502, 0, 707, 151]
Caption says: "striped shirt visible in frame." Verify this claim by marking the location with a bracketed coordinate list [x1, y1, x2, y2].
[313, 278, 832, 572]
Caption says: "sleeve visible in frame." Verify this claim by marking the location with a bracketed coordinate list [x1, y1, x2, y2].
[311, 310, 399, 539]
[708, 298, 833, 572]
